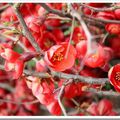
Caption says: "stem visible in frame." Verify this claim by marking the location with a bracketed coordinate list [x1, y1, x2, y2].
[0, 98, 39, 105]
[80, 3, 120, 12]
[11, 4, 43, 54]
[40, 3, 71, 18]
[57, 85, 67, 116]
[65, 16, 75, 59]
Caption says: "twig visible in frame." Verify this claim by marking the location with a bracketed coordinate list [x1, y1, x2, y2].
[40, 3, 71, 18]
[0, 33, 38, 62]
[0, 4, 9, 12]
[11, 3, 43, 54]
[0, 83, 14, 92]
[86, 88, 120, 97]
[65, 16, 75, 59]
[0, 98, 39, 105]
[83, 14, 120, 24]
[80, 3, 120, 12]
[57, 84, 67, 116]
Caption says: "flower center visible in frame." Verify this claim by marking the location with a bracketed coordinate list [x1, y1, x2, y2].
[52, 52, 64, 62]
[115, 72, 120, 81]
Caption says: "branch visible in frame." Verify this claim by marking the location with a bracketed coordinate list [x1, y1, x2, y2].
[0, 64, 109, 84]
[0, 4, 9, 12]
[86, 88, 120, 97]
[80, 3, 120, 12]
[40, 3, 72, 18]
[57, 84, 67, 116]
[0, 83, 14, 92]
[0, 98, 39, 105]
[83, 14, 120, 24]
[11, 3, 43, 54]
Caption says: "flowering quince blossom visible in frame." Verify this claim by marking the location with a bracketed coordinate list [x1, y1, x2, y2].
[0, 46, 38, 79]
[114, 3, 120, 20]
[87, 99, 117, 115]
[96, 11, 116, 20]
[108, 64, 120, 92]
[26, 77, 61, 115]
[72, 27, 86, 44]
[44, 42, 76, 71]
[76, 40, 113, 68]
[108, 36, 120, 58]
[105, 24, 120, 35]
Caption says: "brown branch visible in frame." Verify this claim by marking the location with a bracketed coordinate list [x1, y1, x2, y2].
[86, 88, 120, 97]
[83, 14, 120, 24]
[0, 4, 9, 12]
[57, 84, 67, 116]
[40, 3, 120, 24]
[0, 83, 14, 92]
[40, 3, 72, 18]
[0, 64, 109, 84]
[0, 98, 39, 105]
[80, 3, 120, 12]
[11, 3, 43, 54]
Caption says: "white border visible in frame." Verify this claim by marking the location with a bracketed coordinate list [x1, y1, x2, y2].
[1, 0, 120, 3]
[0, 0, 120, 119]
[0, 116, 119, 119]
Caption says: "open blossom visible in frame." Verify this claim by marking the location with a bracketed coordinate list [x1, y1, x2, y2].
[87, 99, 117, 116]
[0, 46, 38, 79]
[76, 40, 112, 68]
[105, 24, 120, 35]
[44, 42, 76, 71]
[108, 64, 120, 92]
[26, 77, 61, 115]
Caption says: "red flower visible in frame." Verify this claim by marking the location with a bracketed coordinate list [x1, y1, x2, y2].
[108, 36, 120, 58]
[1, 6, 17, 21]
[25, 16, 46, 33]
[44, 42, 76, 71]
[72, 27, 86, 44]
[76, 40, 87, 59]
[83, 3, 104, 15]
[46, 100, 61, 115]
[105, 24, 120, 35]
[96, 11, 116, 20]
[0, 47, 37, 79]
[26, 77, 62, 115]
[76, 40, 111, 68]
[87, 99, 117, 115]
[108, 64, 120, 92]
[38, 31, 59, 51]
[114, 3, 120, 20]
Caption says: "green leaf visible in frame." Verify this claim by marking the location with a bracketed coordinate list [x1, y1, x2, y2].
[75, 58, 79, 65]
[13, 46, 23, 54]
[27, 60, 36, 68]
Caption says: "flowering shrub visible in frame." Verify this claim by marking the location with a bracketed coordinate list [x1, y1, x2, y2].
[0, 3, 120, 116]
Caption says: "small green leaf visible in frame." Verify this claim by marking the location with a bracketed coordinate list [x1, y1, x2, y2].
[75, 59, 79, 65]
[14, 46, 23, 54]
[27, 60, 36, 68]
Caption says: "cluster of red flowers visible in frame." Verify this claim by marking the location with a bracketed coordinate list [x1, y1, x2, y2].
[0, 3, 119, 116]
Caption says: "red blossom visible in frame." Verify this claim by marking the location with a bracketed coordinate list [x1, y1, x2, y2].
[87, 99, 117, 115]
[76, 40, 112, 68]
[96, 11, 116, 20]
[108, 64, 120, 92]
[108, 36, 120, 58]
[44, 42, 76, 71]
[105, 24, 120, 35]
